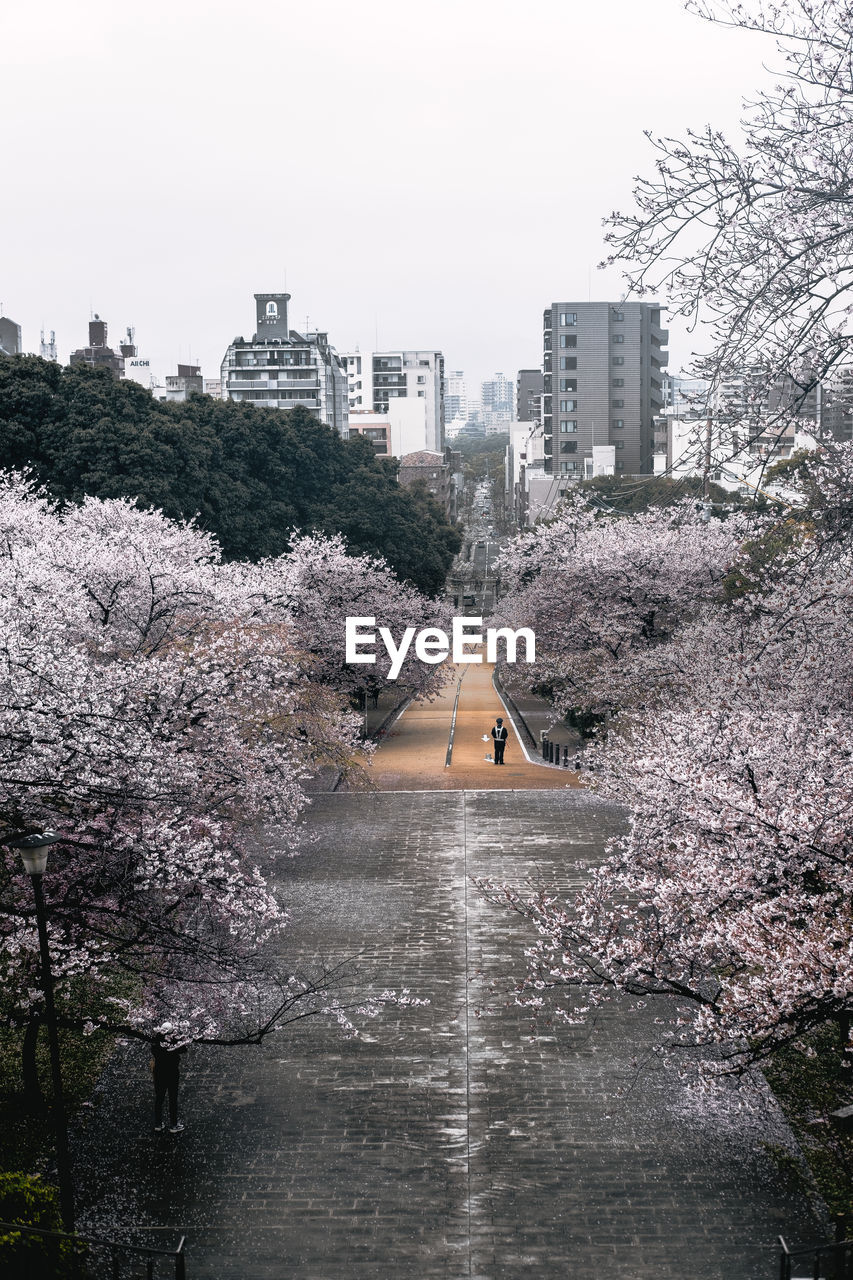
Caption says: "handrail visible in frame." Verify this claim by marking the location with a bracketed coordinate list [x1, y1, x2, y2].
[0, 1220, 186, 1277]
[778, 1234, 853, 1280]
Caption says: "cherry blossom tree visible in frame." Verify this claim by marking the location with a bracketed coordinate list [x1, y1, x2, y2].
[230, 532, 452, 709]
[0, 475, 426, 1086]
[486, 454, 853, 1072]
[493, 495, 747, 715]
[604, 0, 853, 458]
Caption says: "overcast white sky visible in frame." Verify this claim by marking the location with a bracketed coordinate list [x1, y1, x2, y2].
[2, 0, 777, 393]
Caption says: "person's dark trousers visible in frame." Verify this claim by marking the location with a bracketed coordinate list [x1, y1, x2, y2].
[154, 1068, 179, 1128]
[494, 740, 506, 764]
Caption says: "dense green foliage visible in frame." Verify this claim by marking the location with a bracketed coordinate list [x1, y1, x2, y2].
[455, 432, 508, 483]
[0, 356, 460, 595]
[764, 1025, 853, 1227]
[0, 1173, 77, 1276]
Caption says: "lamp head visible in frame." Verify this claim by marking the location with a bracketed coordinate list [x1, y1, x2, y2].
[6, 831, 61, 876]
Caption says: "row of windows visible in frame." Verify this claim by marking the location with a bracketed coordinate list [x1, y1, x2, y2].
[558, 460, 627, 473]
[559, 419, 627, 432]
[557, 355, 633, 370]
[558, 310, 624, 326]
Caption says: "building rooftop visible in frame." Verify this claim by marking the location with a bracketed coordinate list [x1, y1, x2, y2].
[400, 450, 445, 466]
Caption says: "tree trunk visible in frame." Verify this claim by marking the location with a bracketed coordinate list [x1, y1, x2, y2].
[21, 1014, 44, 1107]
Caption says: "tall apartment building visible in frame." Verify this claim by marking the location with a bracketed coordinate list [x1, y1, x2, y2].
[221, 293, 348, 434]
[481, 372, 514, 428]
[823, 366, 853, 442]
[516, 369, 544, 423]
[445, 370, 468, 424]
[39, 329, 58, 361]
[542, 301, 668, 478]
[343, 349, 444, 452]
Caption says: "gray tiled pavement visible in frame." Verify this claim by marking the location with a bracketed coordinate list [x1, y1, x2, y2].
[74, 791, 825, 1279]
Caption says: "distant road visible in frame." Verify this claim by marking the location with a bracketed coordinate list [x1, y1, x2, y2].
[370, 657, 578, 792]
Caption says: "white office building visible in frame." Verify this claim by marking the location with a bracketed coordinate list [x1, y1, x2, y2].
[343, 349, 444, 452]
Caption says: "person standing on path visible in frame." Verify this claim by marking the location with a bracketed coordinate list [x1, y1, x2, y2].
[491, 716, 508, 765]
[151, 1036, 187, 1134]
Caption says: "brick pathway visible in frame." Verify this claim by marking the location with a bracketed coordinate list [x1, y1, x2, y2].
[74, 791, 824, 1278]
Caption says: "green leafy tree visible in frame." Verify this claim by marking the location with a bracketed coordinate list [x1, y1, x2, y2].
[0, 358, 460, 595]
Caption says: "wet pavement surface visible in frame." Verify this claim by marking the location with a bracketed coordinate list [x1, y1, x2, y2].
[73, 791, 824, 1279]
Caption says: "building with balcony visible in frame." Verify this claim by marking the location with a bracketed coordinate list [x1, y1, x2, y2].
[221, 293, 348, 434]
[481, 372, 514, 430]
[343, 349, 444, 452]
[346, 410, 392, 457]
[542, 301, 668, 478]
[445, 370, 468, 425]
[516, 369, 544, 423]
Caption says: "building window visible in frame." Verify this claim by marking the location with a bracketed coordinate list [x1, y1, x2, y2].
[559, 334, 577, 348]
[612, 399, 624, 408]
[560, 357, 577, 370]
[559, 378, 576, 392]
[559, 311, 577, 326]
[560, 460, 579, 473]
[559, 399, 576, 412]
[612, 419, 625, 428]
[418, 390, 425, 397]
[613, 334, 624, 343]
[613, 310, 624, 321]
[560, 440, 577, 453]
[417, 376, 425, 384]
[559, 419, 577, 433]
[612, 378, 624, 387]
[615, 439, 624, 449]
[612, 356, 624, 366]
[615, 461, 625, 470]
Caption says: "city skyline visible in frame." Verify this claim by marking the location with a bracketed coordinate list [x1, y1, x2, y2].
[2, 0, 777, 390]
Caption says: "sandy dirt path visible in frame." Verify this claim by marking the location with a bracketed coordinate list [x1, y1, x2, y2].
[369, 658, 578, 791]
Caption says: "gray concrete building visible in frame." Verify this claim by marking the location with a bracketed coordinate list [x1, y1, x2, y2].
[221, 293, 348, 434]
[69, 315, 134, 377]
[516, 369, 544, 423]
[542, 301, 668, 479]
[0, 316, 22, 357]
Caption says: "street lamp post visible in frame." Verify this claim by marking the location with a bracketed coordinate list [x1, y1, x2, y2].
[8, 832, 75, 1233]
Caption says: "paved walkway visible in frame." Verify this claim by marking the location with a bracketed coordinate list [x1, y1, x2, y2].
[370, 659, 577, 790]
[74, 791, 823, 1279]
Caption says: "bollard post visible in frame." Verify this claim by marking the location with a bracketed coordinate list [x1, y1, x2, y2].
[542, 735, 549, 760]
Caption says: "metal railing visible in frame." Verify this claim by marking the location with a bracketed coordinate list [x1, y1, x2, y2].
[0, 1220, 186, 1279]
[779, 1235, 853, 1280]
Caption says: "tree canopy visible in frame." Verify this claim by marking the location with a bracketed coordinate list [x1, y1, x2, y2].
[0, 476, 441, 1058]
[0, 356, 460, 596]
